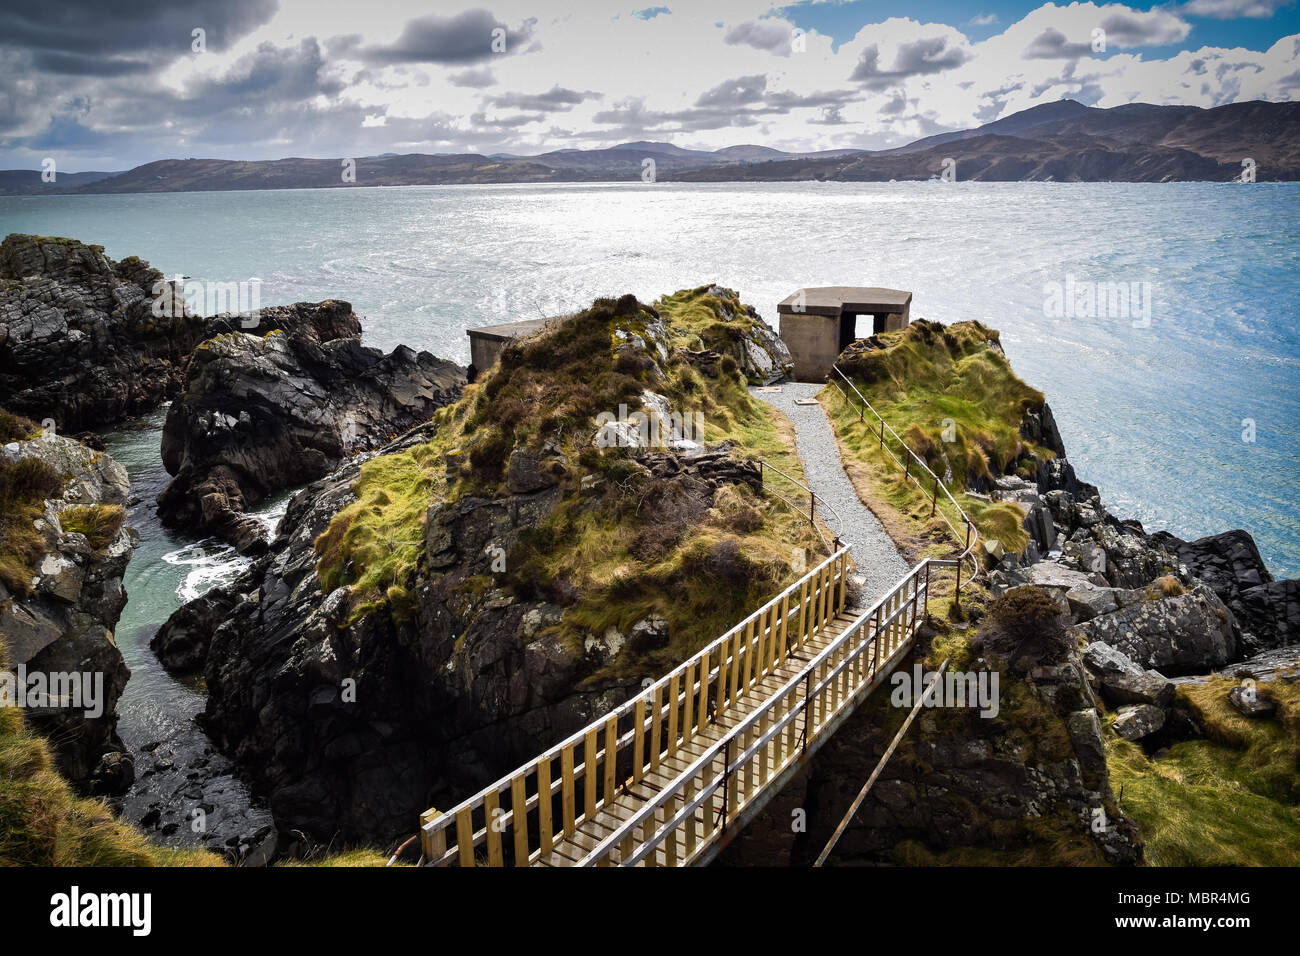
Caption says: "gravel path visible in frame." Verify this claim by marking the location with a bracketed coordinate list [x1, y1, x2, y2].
[753, 382, 910, 606]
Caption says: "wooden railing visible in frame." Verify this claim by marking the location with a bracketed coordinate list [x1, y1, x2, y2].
[829, 365, 980, 590]
[577, 556, 941, 866]
[418, 546, 855, 867]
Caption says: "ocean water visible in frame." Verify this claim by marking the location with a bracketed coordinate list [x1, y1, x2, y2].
[2, 181, 1297, 584]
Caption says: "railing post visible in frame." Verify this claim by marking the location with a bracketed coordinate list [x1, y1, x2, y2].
[924, 561, 931, 617]
[810, 493, 815, 526]
[878, 416, 885, 448]
[800, 671, 813, 754]
[722, 737, 732, 827]
[930, 474, 939, 517]
[419, 809, 445, 864]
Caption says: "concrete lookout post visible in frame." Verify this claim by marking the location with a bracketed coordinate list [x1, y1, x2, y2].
[776, 286, 912, 381]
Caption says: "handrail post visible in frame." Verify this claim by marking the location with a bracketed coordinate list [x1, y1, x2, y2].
[800, 671, 813, 754]
[930, 474, 939, 517]
[923, 561, 931, 617]
[721, 737, 732, 828]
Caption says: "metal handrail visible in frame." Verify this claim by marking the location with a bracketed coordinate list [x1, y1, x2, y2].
[829, 365, 980, 587]
[754, 456, 843, 553]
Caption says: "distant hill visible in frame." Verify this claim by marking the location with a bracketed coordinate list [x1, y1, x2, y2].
[3, 99, 1296, 195]
[0, 169, 121, 194]
[674, 100, 1300, 183]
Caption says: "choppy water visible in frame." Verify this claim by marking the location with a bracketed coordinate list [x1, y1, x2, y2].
[100, 408, 280, 849]
[3, 181, 1297, 583]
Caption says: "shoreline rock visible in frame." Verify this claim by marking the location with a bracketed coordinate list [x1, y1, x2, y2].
[0, 431, 135, 793]
[0, 234, 215, 432]
[155, 301, 464, 552]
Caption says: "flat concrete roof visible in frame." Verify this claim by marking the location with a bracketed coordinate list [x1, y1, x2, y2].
[466, 316, 566, 342]
[777, 286, 911, 317]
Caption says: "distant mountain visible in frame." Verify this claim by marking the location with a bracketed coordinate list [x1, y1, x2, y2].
[0, 169, 120, 194]
[674, 100, 1300, 183]
[3, 99, 1295, 195]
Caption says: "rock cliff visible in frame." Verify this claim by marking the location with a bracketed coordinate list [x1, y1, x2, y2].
[0, 427, 135, 793]
[155, 301, 464, 553]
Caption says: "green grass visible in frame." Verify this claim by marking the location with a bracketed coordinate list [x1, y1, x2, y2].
[0, 453, 64, 595]
[1107, 676, 1300, 866]
[313, 289, 821, 666]
[0, 409, 42, 444]
[59, 504, 126, 554]
[0, 641, 223, 867]
[822, 320, 1048, 559]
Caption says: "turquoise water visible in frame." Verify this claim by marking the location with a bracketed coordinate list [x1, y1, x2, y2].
[3, 181, 1298, 578]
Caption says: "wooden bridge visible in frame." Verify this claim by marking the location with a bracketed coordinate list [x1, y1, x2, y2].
[419, 548, 961, 867]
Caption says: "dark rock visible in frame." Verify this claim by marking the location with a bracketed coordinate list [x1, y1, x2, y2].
[1227, 684, 1277, 718]
[1081, 642, 1175, 707]
[0, 431, 134, 790]
[155, 303, 464, 550]
[1068, 584, 1236, 675]
[1113, 703, 1166, 740]
[0, 234, 219, 430]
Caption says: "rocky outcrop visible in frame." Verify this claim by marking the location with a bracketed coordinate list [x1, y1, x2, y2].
[151, 424, 641, 841]
[0, 432, 134, 793]
[990, 459, 1295, 680]
[718, 612, 1143, 867]
[1154, 529, 1299, 655]
[1068, 584, 1235, 675]
[155, 302, 464, 552]
[0, 234, 216, 431]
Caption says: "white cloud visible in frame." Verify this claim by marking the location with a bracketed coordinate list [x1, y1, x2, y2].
[1, 0, 1297, 168]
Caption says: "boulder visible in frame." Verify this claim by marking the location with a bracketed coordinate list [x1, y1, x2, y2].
[1113, 703, 1166, 741]
[1227, 684, 1277, 718]
[1081, 642, 1175, 708]
[1068, 584, 1236, 674]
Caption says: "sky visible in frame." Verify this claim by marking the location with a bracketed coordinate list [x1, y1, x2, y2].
[0, 0, 1297, 170]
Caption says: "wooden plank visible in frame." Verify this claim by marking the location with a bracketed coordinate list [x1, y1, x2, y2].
[511, 774, 528, 865]
[666, 672, 680, 757]
[603, 715, 618, 807]
[697, 648, 710, 731]
[681, 660, 695, 744]
[456, 806, 475, 868]
[584, 728, 598, 820]
[561, 746, 576, 838]
[484, 789, 504, 867]
[538, 757, 554, 854]
[728, 632, 741, 710]
[774, 595, 785, 660]
[797, 577, 810, 648]
[632, 698, 646, 784]
[419, 808, 445, 863]
[650, 684, 663, 770]
[742, 618, 755, 690]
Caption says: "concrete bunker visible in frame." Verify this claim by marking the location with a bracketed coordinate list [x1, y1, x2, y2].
[465, 316, 568, 382]
[776, 286, 912, 381]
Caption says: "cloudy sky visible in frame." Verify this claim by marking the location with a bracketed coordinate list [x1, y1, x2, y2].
[1, 0, 1297, 170]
